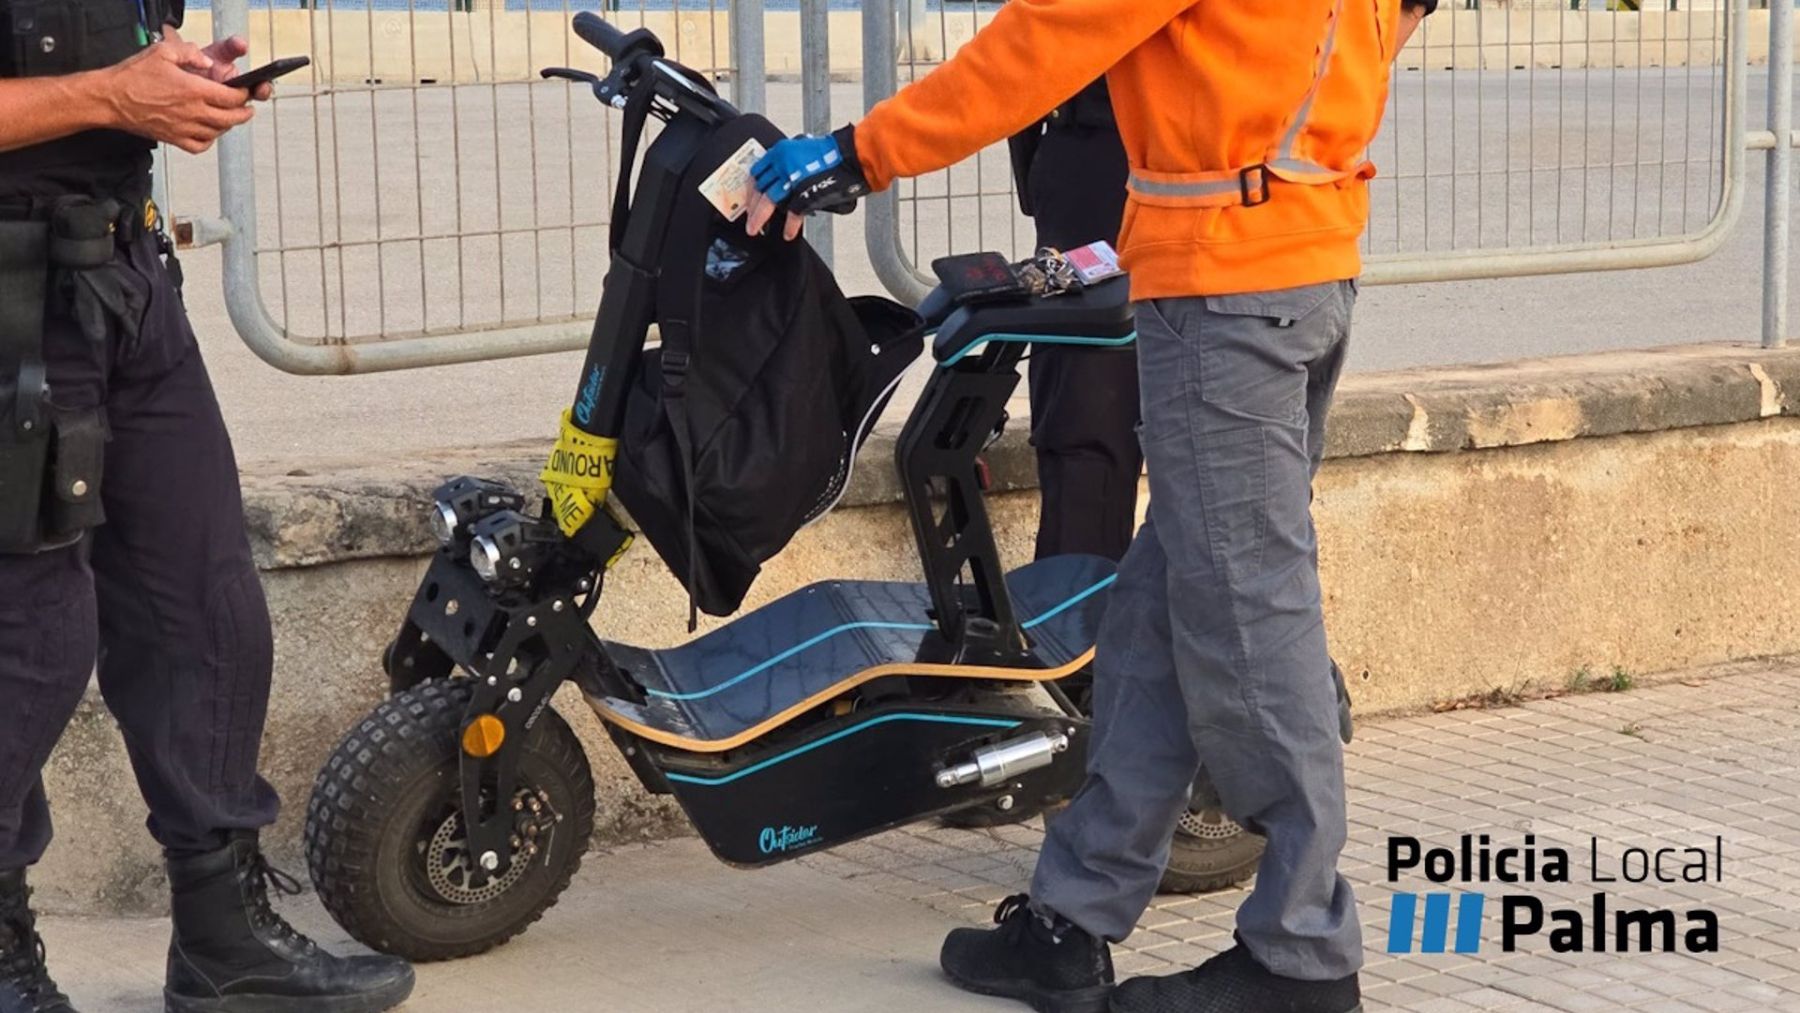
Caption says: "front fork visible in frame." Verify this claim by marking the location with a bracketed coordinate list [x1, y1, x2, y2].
[383, 548, 601, 876]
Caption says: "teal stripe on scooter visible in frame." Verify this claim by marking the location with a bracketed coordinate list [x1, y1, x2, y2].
[662, 713, 1024, 787]
[939, 331, 1138, 367]
[644, 574, 1117, 703]
[644, 620, 935, 702]
[1020, 573, 1116, 630]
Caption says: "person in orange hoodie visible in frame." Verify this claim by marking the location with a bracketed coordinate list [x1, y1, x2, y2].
[748, 2, 1434, 1010]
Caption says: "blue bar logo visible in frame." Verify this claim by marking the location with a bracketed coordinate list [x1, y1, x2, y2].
[1387, 891, 1487, 954]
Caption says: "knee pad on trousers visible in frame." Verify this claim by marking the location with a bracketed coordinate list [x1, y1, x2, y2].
[203, 565, 274, 795]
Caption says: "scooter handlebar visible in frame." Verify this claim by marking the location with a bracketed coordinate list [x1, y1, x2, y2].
[573, 12, 658, 62]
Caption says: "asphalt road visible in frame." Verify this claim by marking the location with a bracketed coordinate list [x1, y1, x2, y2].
[148, 69, 1798, 472]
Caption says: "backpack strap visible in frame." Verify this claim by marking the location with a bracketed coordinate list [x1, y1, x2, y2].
[658, 318, 701, 632]
[609, 77, 658, 255]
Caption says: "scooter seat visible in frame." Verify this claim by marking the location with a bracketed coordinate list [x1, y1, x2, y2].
[588, 554, 1115, 753]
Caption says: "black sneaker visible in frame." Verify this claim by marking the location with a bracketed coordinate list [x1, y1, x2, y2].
[1109, 941, 1360, 1013]
[163, 833, 413, 1013]
[0, 870, 74, 1013]
[940, 894, 1114, 1013]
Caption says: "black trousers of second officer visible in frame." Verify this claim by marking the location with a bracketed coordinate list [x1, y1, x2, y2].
[1019, 96, 1141, 562]
[0, 227, 279, 869]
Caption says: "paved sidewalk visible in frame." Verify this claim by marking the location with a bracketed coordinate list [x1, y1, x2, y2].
[39, 660, 1800, 1012]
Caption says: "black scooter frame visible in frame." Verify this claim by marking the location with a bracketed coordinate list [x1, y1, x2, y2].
[382, 35, 1084, 879]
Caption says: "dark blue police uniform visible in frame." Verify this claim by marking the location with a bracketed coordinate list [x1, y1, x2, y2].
[0, 6, 410, 1012]
[1009, 78, 1142, 562]
[0, 2, 278, 876]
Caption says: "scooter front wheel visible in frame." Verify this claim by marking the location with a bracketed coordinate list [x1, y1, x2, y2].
[304, 678, 596, 961]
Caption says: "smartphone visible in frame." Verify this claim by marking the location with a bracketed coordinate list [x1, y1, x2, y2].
[224, 56, 311, 91]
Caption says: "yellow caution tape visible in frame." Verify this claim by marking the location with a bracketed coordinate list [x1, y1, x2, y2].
[600, 503, 635, 570]
[541, 410, 620, 539]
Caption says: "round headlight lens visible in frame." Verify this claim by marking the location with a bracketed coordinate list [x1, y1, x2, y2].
[431, 501, 459, 545]
[471, 535, 503, 583]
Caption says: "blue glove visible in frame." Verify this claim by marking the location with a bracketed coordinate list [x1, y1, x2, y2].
[752, 125, 869, 214]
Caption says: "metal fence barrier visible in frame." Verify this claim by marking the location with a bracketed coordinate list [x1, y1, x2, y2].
[197, 0, 1792, 371]
[863, 0, 1759, 312]
[199, 0, 761, 374]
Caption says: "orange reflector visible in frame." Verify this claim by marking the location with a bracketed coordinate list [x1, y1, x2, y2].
[462, 715, 506, 758]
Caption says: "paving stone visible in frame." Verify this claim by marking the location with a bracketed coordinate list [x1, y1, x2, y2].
[799, 664, 1800, 1010]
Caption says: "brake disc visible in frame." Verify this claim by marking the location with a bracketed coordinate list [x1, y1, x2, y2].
[1177, 806, 1246, 842]
[424, 814, 533, 905]
[422, 785, 562, 905]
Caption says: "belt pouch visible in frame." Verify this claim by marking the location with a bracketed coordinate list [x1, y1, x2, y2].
[0, 219, 51, 553]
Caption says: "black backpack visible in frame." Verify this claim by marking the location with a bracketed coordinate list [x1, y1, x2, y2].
[609, 106, 923, 619]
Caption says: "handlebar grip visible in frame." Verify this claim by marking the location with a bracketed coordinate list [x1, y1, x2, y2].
[573, 12, 630, 61]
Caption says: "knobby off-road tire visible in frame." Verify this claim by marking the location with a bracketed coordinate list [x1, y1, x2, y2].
[1159, 783, 1266, 895]
[304, 678, 596, 961]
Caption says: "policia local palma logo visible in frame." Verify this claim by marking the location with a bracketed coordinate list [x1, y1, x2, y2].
[1385, 834, 1722, 955]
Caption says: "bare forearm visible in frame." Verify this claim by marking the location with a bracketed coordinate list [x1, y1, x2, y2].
[0, 72, 118, 153]
[1396, 1, 1434, 54]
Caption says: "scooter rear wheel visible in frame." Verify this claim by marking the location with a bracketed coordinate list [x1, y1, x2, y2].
[1158, 780, 1265, 895]
[304, 678, 596, 961]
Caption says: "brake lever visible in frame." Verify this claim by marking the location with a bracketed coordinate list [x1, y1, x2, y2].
[542, 66, 627, 107]
[540, 67, 600, 86]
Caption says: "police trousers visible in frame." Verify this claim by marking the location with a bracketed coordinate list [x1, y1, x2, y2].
[0, 230, 278, 869]
[1023, 122, 1140, 562]
[1032, 281, 1363, 980]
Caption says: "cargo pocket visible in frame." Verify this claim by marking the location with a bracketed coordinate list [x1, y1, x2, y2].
[1201, 281, 1339, 328]
[43, 405, 107, 540]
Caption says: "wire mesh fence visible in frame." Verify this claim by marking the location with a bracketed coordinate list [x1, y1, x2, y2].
[869, 1, 1745, 297]
[216, 0, 733, 346]
[203, 0, 1768, 365]
[1373, 5, 1731, 257]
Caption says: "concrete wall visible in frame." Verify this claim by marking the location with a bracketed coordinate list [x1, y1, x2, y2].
[174, 8, 1785, 87]
[33, 342, 1800, 914]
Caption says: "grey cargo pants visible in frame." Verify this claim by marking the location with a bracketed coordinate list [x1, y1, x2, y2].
[1031, 280, 1362, 980]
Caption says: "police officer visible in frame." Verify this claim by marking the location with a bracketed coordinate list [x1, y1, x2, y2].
[0, 5, 412, 1011]
[1008, 78, 1139, 563]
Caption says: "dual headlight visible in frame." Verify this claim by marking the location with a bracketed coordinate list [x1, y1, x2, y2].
[470, 532, 507, 583]
[429, 477, 531, 585]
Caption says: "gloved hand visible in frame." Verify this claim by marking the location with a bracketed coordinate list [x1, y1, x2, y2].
[750, 125, 868, 223]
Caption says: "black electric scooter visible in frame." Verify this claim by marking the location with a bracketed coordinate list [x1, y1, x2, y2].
[302, 14, 1262, 961]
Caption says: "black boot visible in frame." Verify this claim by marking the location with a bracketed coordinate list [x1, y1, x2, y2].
[940, 894, 1114, 1013]
[163, 833, 413, 1013]
[1109, 940, 1360, 1013]
[0, 869, 74, 1013]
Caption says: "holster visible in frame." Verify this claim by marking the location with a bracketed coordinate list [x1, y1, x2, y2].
[0, 210, 111, 555]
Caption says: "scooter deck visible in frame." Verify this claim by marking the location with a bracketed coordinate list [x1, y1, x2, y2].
[588, 554, 1115, 753]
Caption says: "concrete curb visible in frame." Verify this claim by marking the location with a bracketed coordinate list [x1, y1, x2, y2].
[37, 341, 1800, 916]
[239, 343, 1800, 568]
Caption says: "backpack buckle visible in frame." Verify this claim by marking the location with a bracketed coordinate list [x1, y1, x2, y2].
[661, 349, 691, 390]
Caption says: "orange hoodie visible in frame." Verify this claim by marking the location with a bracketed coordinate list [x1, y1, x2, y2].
[855, 0, 1402, 300]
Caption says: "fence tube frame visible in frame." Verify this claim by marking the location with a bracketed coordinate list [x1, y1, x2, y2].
[861, 0, 930, 306]
[862, 0, 1751, 304]
[799, 0, 834, 267]
[215, 0, 756, 375]
[732, 0, 766, 116]
[1762, 0, 1791, 349]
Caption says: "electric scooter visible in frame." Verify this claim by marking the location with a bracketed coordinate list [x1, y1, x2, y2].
[301, 13, 1263, 960]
